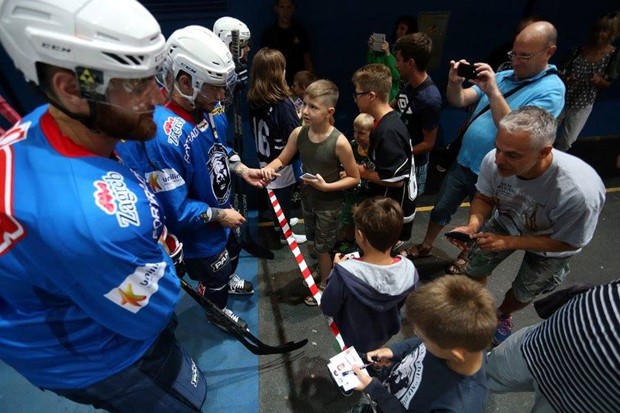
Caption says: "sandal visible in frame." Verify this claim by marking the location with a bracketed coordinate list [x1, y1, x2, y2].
[304, 295, 318, 306]
[402, 243, 433, 259]
[303, 284, 325, 306]
[446, 250, 469, 275]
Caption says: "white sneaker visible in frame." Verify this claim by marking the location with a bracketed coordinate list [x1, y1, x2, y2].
[280, 233, 307, 245]
[228, 274, 254, 295]
[273, 217, 299, 232]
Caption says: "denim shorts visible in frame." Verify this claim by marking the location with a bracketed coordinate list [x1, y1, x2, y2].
[465, 219, 571, 303]
[429, 162, 478, 226]
[302, 203, 342, 253]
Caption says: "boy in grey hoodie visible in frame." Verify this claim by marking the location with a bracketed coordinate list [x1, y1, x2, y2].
[321, 197, 419, 352]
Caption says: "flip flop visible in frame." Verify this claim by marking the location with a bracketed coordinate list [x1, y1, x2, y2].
[403, 243, 433, 259]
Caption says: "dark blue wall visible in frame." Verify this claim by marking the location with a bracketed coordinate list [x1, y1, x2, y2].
[1, 0, 619, 147]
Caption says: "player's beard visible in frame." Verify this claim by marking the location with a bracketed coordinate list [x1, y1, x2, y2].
[94, 102, 157, 142]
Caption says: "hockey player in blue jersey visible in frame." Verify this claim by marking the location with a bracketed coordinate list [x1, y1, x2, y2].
[0, 0, 208, 411]
[116, 26, 267, 331]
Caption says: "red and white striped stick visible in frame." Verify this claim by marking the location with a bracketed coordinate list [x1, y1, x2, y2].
[267, 189, 346, 350]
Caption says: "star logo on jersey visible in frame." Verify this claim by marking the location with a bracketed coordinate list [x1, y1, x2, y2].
[148, 172, 162, 192]
[144, 169, 184, 194]
[118, 283, 147, 307]
[104, 262, 167, 313]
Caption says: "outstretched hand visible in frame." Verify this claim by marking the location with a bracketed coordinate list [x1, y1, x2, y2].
[243, 167, 270, 188]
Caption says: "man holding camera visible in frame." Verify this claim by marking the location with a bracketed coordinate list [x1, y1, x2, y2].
[404, 21, 565, 270]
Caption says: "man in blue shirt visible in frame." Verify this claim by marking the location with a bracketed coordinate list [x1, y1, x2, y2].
[404, 21, 565, 271]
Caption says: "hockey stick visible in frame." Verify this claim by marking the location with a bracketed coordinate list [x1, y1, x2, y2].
[0, 94, 22, 134]
[230, 29, 274, 260]
[180, 277, 308, 355]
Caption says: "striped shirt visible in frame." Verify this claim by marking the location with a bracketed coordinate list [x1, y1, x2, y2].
[522, 281, 620, 412]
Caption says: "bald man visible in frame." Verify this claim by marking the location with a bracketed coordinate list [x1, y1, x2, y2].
[404, 21, 565, 272]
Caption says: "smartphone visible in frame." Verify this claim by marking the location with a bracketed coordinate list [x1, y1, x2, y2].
[371, 33, 385, 52]
[444, 231, 472, 242]
[300, 172, 317, 180]
[457, 63, 478, 80]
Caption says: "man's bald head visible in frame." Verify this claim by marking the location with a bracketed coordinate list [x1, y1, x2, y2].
[517, 21, 557, 47]
[511, 21, 557, 79]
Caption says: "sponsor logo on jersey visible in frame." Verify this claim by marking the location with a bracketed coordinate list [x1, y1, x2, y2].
[182, 127, 200, 164]
[146, 168, 185, 193]
[93, 172, 140, 228]
[163, 116, 184, 146]
[104, 262, 166, 313]
[210, 105, 224, 116]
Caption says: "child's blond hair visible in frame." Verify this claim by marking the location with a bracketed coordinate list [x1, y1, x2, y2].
[304, 79, 339, 108]
[353, 113, 374, 131]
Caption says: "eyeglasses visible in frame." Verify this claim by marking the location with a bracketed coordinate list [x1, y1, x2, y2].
[507, 46, 550, 61]
[352, 90, 371, 100]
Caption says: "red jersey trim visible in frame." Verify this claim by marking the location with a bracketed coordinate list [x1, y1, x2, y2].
[40, 111, 98, 158]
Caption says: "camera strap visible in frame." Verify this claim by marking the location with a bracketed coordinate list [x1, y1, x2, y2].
[458, 68, 559, 139]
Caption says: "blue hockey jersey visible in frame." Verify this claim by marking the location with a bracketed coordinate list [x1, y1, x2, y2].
[116, 101, 234, 259]
[0, 106, 180, 389]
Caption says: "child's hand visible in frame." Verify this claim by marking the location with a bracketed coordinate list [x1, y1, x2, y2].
[303, 173, 328, 191]
[339, 170, 347, 179]
[352, 366, 373, 391]
[260, 167, 280, 182]
[366, 348, 394, 368]
[333, 252, 347, 265]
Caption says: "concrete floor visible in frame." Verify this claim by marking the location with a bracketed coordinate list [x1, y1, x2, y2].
[256, 138, 620, 413]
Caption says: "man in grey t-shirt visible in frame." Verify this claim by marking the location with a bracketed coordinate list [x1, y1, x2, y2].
[447, 106, 605, 347]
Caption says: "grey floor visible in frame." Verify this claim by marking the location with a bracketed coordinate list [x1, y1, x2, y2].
[256, 139, 620, 413]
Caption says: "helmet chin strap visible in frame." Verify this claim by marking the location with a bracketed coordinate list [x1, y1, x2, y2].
[173, 82, 198, 109]
[46, 95, 101, 133]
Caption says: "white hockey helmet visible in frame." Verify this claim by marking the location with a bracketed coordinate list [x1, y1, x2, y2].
[0, 0, 166, 102]
[164, 25, 236, 106]
[213, 17, 251, 48]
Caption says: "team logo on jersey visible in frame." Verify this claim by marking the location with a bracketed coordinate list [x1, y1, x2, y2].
[163, 116, 184, 146]
[206, 144, 231, 204]
[93, 172, 140, 228]
[384, 344, 426, 408]
[104, 262, 166, 313]
[146, 168, 184, 193]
